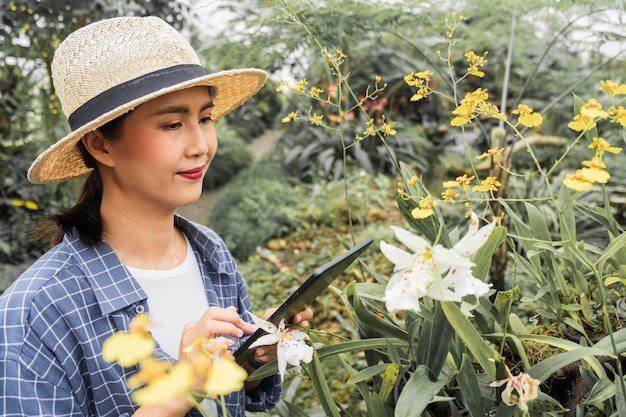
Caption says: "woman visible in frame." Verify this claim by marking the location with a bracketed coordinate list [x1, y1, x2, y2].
[0, 16, 311, 417]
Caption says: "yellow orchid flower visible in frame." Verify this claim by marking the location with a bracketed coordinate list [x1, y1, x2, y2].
[204, 357, 248, 398]
[131, 362, 194, 406]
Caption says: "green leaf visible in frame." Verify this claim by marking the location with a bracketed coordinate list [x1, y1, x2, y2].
[471, 225, 507, 280]
[527, 391, 568, 413]
[457, 354, 485, 417]
[347, 282, 409, 340]
[493, 286, 520, 323]
[517, 333, 606, 376]
[367, 392, 391, 417]
[616, 376, 626, 417]
[306, 349, 342, 417]
[347, 363, 391, 384]
[280, 400, 313, 417]
[594, 328, 626, 355]
[528, 347, 614, 382]
[585, 376, 616, 404]
[556, 183, 577, 248]
[317, 338, 410, 358]
[354, 282, 385, 301]
[605, 276, 626, 287]
[394, 365, 447, 417]
[415, 302, 454, 378]
[441, 301, 497, 379]
[597, 232, 626, 277]
[525, 202, 552, 242]
[248, 338, 410, 381]
[340, 357, 385, 415]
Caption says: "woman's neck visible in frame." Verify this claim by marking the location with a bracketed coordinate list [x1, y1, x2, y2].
[100, 199, 187, 270]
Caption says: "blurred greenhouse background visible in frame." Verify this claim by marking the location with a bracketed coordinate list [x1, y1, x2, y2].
[3, 1, 626, 415]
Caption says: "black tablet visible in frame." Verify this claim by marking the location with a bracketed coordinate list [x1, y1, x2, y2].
[234, 237, 374, 365]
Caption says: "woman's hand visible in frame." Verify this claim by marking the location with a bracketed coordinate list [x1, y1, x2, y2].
[251, 305, 314, 365]
[178, 306, 256, 392]
[180, 306, 257, 354]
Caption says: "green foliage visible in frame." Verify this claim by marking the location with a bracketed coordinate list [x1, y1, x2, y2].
[208, 161, 302, 261]
[229, 1, 626, 416]
[282, 118, 432, 181]
[0, 0, 195, 267]
[202, 121, 254, 191]
[0, 55, 78, 265]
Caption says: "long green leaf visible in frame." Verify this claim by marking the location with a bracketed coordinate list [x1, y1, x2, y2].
[306, 349, 341, 417]
[516, 333, 606, 376]
[348, 282, 409, 340]
[457, 354, 485, 417]
[585, 376, 616, 405]
[368, 392, 391, 417]
[346, 363, 390, 384]
[528, 347, 613, 382]
[280, 400, 313, 417]
[426, 302, 454, 377]
[248, 338, 409, 381]
[471, 226, 507, 280]
[596, 232, 626, 275]
[340, 357, 393, 417]
[394, 365, 446, 417]
[441, 301, 497, 379]
[616, 375, 626, 416]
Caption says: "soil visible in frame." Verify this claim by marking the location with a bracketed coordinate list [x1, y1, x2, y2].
[175, 129, 283, 224]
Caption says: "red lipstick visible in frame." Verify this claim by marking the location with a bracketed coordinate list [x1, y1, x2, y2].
[178, 166, 205, 180]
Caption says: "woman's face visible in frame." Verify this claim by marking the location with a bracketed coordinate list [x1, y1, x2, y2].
[102, 86, 217, 212]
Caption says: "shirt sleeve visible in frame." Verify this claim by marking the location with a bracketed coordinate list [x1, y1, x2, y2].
[245, 373, 282, 412]
[0, 358, 85, 417]
[231, 255, 282, 412]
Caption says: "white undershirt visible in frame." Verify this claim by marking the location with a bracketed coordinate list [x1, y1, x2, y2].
[126, 238, 210, 358]
[126, 239, 219, 415]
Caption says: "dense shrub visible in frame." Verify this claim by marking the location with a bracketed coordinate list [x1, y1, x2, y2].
[208, 161, 301, 260]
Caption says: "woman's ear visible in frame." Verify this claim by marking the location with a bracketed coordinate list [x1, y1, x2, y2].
[82, 130, 115, 168]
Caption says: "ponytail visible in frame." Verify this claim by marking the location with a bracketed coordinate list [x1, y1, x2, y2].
[46, 169, 104, 247]
[37, 113, 127, 248]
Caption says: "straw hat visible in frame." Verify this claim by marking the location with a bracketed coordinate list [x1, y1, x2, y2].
[28, 16, 267, 183]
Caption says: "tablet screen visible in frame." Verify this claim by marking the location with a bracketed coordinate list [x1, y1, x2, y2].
[234, 237, 373, 364]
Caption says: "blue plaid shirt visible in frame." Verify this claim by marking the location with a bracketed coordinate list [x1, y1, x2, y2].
[0, 216, 281, 417]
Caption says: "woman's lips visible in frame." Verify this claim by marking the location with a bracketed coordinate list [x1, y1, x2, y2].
[177, 166, 205, 180]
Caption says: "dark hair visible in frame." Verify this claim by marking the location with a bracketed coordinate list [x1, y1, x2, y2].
[40, 114, 127, 247]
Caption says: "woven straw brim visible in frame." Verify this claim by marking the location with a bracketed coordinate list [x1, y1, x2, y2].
[27, 68, 266, 184]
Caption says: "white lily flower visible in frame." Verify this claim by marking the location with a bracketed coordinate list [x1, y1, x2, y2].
[248, 314, 313, 381]
[443, 212, 497, 298]
[380, 226, 473, 313]
[380, 213, 496, 313]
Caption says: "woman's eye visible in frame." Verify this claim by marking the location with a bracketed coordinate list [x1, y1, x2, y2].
[200, 116, 213, 124]
[163, 122, 182, 130]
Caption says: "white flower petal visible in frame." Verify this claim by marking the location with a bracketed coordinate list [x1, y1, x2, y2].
[276, 343, 288, 381]
[380, 240, 414, 270]
[249, 313, 278, 334]
[390, 226, 430, 254]
[249, 333, 280, 349]
[431, 245, 475, 272]
[285, 329, 309, 341]
[384, 272, 424, 312]
[423, 275, 462, 302]
[282, 339, 313, 366]
[443, 267, 492, 298]
[454, 214, 497, 257]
